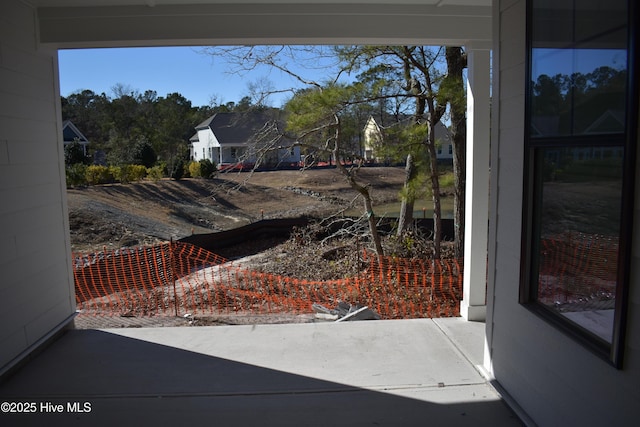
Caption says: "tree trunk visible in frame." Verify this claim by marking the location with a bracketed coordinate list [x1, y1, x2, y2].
[362, 190, 385, 257]
[338, 167, 384, 257]
[333, 116, 384, 257]
[426, 130, 442, 260]
[397, 153, 416, 236]
[446, 47, 467, 259]
[396, 55, 425, 238]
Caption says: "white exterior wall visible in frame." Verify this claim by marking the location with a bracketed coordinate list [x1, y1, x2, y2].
[362, 118, 382, 161]
[192, 128, 220, 163]
[488, 1, 640, 425]
[0, 0, 76, 373]
[434, 122, 453, 161]
[363, 118, 453, 162]
[278, 146, 301, 164]
[435, 142, 453, 160]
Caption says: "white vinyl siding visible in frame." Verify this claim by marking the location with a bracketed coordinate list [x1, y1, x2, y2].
[489, 1, 640, 425]
[0, 0, 75, 373]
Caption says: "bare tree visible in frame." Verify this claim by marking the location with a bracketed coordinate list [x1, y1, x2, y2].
[337, 46, 468, 260]
[202, 46, 386, 255]
[285, 84, 385, 255]
[203, 45, 467, 259]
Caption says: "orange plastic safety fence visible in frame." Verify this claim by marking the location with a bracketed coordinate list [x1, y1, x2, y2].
[537, 233, 619, 305]
[73, 242, 463, 319]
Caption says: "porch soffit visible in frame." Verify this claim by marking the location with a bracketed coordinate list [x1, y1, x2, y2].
[32, 1, 492, 49]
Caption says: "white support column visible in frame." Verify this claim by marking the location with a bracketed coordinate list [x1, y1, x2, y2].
[461, 47, 491, 321]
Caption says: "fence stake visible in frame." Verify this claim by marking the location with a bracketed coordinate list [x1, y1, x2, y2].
[73, 242, 469, 320]
[170, 238, 178, 317]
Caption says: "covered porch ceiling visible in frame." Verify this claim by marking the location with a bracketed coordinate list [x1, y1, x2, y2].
[29, 0, 492, 48]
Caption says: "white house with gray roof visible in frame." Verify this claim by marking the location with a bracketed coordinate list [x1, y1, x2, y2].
[189, 112, 300, 168]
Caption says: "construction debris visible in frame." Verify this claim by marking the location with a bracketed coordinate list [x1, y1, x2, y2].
[312, 301, 381, 322]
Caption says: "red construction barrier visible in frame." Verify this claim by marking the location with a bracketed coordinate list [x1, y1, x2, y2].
[73, 241, 464, 319]
[537, 232, 618, 307]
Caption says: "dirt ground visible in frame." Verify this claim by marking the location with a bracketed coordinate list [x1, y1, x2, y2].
[69, 166, 457, 329]
[67, 167, 408, 254]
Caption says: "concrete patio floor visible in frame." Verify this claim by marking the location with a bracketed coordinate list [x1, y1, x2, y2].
[0, 318, 523, 426]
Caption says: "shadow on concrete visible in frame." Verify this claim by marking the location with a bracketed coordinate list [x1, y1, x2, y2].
[0, 329, 522, 427]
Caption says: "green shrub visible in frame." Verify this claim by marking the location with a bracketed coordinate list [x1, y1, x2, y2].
[64, 140, 91, 166]
[130, 164, 147, 182]
[146, 165, 165, 182]
[85, 165, 114, 185]
[108, 166, 122, 182]
[187, 159, 216, 179]
[65, 164, 87, 187]
[439, 171, 455, 188]
[199, 159, 217, 178]
[115, 164, 147, 183]
[188, 161, 201, 178]
[170, 158, 185, 180]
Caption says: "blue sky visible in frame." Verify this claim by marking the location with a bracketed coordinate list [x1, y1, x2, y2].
[58, 46, 335, 108]
[58, 46, 628, 109]
[531, 48, 627, 79]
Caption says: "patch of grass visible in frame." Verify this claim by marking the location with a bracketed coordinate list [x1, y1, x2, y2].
[439, 171, 455, 189]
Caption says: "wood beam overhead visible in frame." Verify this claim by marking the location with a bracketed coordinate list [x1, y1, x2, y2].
[37, 3, 491, 48]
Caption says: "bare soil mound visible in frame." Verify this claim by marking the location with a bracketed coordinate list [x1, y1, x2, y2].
[67, 167, 407, 254]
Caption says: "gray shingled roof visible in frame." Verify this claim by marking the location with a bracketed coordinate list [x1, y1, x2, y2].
[195, 111, 289, 146]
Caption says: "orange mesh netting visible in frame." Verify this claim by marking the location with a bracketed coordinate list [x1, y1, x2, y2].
[537, 232, 619, 307]
[73, 241, 464, 319]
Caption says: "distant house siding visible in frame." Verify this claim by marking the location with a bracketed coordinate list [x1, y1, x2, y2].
[363, 117, 453, 163]
[191, 128, 220, 164]
[362, 117, 382, 161]
[279, 145, 300, 163]
[62, 121, 89, 155]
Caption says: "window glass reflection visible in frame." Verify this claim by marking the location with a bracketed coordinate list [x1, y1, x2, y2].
[535, 147, 622, 342]
[531, 49, 627, 137]
[529, 0, 627, 137]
